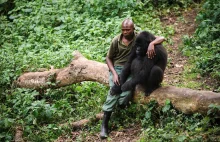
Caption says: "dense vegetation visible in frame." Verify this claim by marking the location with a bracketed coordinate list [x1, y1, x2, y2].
[0, 0, 219, 141]
[181, 0, 220, 91]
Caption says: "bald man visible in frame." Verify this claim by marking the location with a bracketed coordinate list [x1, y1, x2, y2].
[100, 19, 164, 139]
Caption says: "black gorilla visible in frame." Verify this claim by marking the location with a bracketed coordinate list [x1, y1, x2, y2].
[111, 31, 167, 96]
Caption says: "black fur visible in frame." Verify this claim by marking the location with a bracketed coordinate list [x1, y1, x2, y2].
[111, 31, 167, 96]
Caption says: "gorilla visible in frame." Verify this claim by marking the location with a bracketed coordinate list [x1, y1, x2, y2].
[111, 31, 167, 96]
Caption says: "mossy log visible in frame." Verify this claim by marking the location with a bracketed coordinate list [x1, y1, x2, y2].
[15, 51, 220, 115]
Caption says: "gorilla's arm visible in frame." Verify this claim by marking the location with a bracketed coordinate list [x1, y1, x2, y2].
[153, 44, 167, 71]
[121, 59, 154, 91]
[119, 45, 137, 83]
[147, 36, 165, 59]
[110, 62, 132, 95]
[121, 68, 151, 91]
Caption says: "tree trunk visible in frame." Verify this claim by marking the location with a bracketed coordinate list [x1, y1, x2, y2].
[15, 51, 109, 89]
[134, 85, 220, 115]
[15, 51, 220, 115]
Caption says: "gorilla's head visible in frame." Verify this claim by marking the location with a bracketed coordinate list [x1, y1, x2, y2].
[135, 31, 155, 57]
[135, 43, 146, 56]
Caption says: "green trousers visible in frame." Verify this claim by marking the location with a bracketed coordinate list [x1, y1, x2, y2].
[102, 66, 132, 112]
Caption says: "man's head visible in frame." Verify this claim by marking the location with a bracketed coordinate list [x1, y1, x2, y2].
[121, 19, 135, 39]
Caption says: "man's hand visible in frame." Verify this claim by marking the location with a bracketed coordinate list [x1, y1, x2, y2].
[147, 43, 156, 59]
[113, 73, 120, 86]
[111, 73, 122, 95]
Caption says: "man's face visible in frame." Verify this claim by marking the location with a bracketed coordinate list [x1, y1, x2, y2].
[121, 24, 134, 38]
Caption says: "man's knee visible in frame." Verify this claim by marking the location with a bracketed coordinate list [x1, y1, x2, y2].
[102, 92, 119, 112]
[118, 91, 132, 106]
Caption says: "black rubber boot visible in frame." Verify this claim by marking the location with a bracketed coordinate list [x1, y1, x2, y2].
[100, 111, 112, 139]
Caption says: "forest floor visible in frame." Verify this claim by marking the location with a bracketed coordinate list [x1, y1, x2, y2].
[57, 7, 210, 142]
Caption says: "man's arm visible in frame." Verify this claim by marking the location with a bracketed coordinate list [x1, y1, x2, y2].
[147, 36, 165, 59]
[106, 56, 120, 86]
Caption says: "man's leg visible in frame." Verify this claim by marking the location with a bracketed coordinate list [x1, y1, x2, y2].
[100, 66, 123, 139]
[100, 111, 112, 139]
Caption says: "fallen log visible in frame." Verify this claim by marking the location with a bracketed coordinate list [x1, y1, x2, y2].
[134, 85, 220, 115]
[15, 51, 109, 89]
[15, 51, 220, 115]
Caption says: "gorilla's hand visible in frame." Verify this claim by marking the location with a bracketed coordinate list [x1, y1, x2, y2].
[110, 85, 122, 95]
[121, 80, 133, 92]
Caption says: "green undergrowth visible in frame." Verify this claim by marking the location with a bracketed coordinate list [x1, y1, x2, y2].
[74, 100, 220, 142]
[0, 0, 219, 141]
[138, 100, 220, 142]
[181, 0, 220, 91]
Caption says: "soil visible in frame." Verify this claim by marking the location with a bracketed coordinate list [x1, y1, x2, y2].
[57, 7, 209, 142]
[162, 8, 198, 87]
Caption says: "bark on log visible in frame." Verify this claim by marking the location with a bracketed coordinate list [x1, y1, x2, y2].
[15, 51, 109, 89]
[14, 126, 24, 142]
[134, 85, 220, 115]
[15, 51, 220, 115]
[60, 113, 103, 129]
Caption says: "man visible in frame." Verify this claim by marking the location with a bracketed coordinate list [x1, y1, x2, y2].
[100, 19, 165, 139]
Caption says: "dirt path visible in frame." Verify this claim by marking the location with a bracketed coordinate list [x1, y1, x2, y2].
[57, 8, 199, 142]
[163, 8, 198, 87]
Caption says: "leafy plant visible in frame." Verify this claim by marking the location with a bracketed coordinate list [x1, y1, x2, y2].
[138, 100, 220, 142]
[181, 0, 220, 91]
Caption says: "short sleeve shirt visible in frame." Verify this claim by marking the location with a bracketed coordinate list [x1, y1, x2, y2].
[107, 33, 137, 66]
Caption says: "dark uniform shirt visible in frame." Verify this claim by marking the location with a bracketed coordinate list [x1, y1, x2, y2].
[107, 33, 137, 66]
